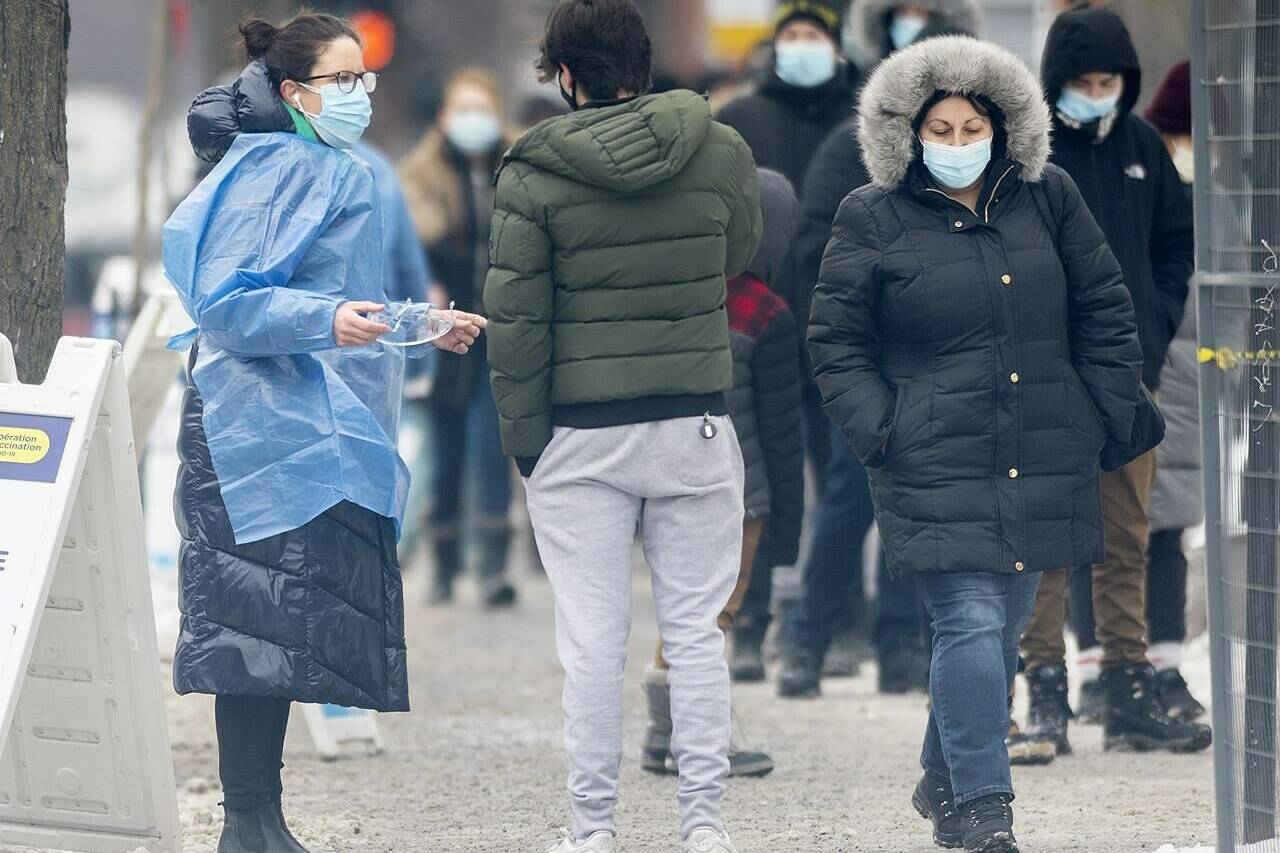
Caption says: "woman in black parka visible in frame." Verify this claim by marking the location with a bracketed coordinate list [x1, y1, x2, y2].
[809, 36, 1141, 852]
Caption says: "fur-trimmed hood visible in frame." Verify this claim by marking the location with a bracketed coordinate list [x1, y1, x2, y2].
[849, 0, 982, 64]
[857, 35, 1050, 190]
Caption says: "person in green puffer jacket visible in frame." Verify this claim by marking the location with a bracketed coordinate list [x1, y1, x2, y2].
[484, 3, 760, 852]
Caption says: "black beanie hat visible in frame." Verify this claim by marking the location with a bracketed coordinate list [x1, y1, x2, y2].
[774, 0, 844, 43]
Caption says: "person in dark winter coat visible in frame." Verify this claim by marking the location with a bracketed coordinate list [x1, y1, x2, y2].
[642, 168, 802, 782]
[714, 0, 856, 668]
[847, 0, 983, 66]
[400, 67, 520, 608]
[1018, 8, 1207, 760]
[716, 1, 857, 197]
[165, 14, 484, 852]
[1142, 60, 1206, 722]
[777, 1, 980, 702]
[809, 35, 1142, 851]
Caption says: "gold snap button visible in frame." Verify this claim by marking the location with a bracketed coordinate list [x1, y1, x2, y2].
[1001, 274, 1012, 285]
[954, 221, 963, 228]
[1015, 562, 1025, 572]
[1010, 373, 1020, 383]
[1009, 468, 1019, 479]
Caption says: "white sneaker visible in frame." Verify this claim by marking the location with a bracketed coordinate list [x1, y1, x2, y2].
[683, 827, 739, 853]
[543, 830, 617, 853]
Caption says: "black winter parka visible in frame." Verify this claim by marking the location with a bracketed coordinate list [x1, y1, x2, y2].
[810, 36, 1144, 577]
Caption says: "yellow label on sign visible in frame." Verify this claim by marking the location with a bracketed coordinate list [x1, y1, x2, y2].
[0, 427, 51, 464]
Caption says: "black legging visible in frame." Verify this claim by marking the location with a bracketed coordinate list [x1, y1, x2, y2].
[215, 695, 291, 809]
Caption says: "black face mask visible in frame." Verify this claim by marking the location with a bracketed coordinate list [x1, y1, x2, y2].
[558, 71, 580, 112]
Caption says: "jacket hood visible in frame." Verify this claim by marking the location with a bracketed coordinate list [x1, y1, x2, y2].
[504, 90, 711, 193]
[187, 60, 293, 164]
[850, 0, 983, 63]
[857, 35, 1050, 189]
[748, 169, 798, 286]
[1041, 7, 1141, 119]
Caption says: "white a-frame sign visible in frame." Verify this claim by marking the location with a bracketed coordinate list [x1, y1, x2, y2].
[0, 335, 181, 852]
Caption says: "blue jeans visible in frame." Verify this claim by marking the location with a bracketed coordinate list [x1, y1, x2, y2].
[786, 423, 876, 654]
[428, 367, 512, 533]
[917, 571, 1042, 805]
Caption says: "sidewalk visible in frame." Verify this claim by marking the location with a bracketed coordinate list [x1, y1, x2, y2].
[162, 555, 1216, 853]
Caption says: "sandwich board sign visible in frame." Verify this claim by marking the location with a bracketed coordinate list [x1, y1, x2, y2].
[298, 703, 384, 761]
[0, 335, 181, 852]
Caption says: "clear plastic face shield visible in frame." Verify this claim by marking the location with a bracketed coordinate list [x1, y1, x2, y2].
[370, 300, 456, 355]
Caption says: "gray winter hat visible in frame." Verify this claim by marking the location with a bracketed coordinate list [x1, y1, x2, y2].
[856, 35, 1051, 189]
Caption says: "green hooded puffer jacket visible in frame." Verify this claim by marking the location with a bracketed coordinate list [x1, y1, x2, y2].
[484, 89, 763, 459]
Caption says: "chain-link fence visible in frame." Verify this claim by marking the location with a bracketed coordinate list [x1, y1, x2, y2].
[1193, 0, 1280, 849]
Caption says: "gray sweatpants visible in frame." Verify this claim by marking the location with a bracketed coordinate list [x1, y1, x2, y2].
[525, 416, 744, 841]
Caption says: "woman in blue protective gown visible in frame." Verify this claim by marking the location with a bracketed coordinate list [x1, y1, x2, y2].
[161, 13, 485, 852]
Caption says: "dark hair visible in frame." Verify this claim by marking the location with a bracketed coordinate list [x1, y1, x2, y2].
[238, 11, 362, 89]
[537, 0, 652, 102]
[913, 90, 1008, 161]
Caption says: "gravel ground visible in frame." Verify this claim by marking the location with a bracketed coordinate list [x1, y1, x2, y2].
[135, 546, 1217, 853]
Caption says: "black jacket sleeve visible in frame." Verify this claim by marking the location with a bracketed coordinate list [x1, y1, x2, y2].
[1050, 166, 1145, 443]
[807, 191, 897, 468]
[795, 120, 867, 334]
[1146, 132, 1194, 377]
[753, 306, 805, 567]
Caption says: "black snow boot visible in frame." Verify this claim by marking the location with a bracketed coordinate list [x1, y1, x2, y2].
[476, 521, 517, 608]
[273, 802, 312, 853]
[1074, 676, 1105, 724]
[821, 623, 862, 678]
[641, 666, 775, 777]
[777, 643, 822, 698]
[1155, 667, 1206, 721]
[1006, 717, 1055, 767]
[878, 641, 916, 694]
[730, 622, 767, 682]
[429, 534, 462, 604]
[1024, 665, 1072, 756]
[912, 773, 963, 849]
[961, 794, 1018, 853]
[1101, 663, 1213, 753]
[219, 803, 308, 853]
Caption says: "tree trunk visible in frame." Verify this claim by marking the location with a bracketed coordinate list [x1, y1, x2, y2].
[0, 0, 70, 384]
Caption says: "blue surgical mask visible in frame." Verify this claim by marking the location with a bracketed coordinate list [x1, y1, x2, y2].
[293, 81, 372, 149]
[920, 136, 993, 189]
[1056, 87, 1120, 124]
[775, 41, 838, 88]
[890, 13, 928, 50]
[445, 109, 502, 156]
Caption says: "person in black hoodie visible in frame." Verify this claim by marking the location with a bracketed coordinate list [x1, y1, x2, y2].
[776, 7, 978, 700]
[714, 0, 856, 676]
[1018, 6, 1208, 758]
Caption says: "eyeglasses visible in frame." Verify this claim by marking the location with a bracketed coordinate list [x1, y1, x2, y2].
[299, 70, 378, 94]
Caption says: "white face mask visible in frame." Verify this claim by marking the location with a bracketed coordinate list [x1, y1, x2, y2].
[445, 109, 502, 156]
[775, 40, 838, 88]
[890, 13, 928, 50]
[292, 81, 372, 149]
[920, 136, 993, 190]
[1171, 144, 1194, 184]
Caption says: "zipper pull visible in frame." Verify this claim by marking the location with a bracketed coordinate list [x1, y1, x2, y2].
[700, 412, 718, 440]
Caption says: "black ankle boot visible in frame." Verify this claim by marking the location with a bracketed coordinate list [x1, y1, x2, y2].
[777, 643, 822, 698]
[1024, 664, 1072, 756]
[476, 522, 517, 608]
[429, 535, 462, 604]
[1101, 663, 1212, 753]
[961, 794, 1018, 852]
[912, 773, 963, 849]
[219, 802, 308, 853]
[274, 801, 312, 853]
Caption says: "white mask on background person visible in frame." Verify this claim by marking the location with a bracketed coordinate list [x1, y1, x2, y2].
[1056, 87, 1121, 124]
[445, 108, 502, 156]
[1171, 144, 1194, 184]
[890, 13, 928, 50]
[775, 40, 838, 88]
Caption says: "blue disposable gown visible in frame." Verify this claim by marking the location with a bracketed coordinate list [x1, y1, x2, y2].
[163, 132, 409, 544]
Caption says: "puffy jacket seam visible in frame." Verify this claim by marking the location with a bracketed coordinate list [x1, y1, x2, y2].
[553, 346, 725, 367]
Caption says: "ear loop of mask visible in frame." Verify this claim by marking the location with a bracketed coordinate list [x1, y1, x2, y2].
[558, 70, 580, 112]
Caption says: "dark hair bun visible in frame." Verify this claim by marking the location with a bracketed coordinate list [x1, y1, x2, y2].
[239, 19, 279, 60]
